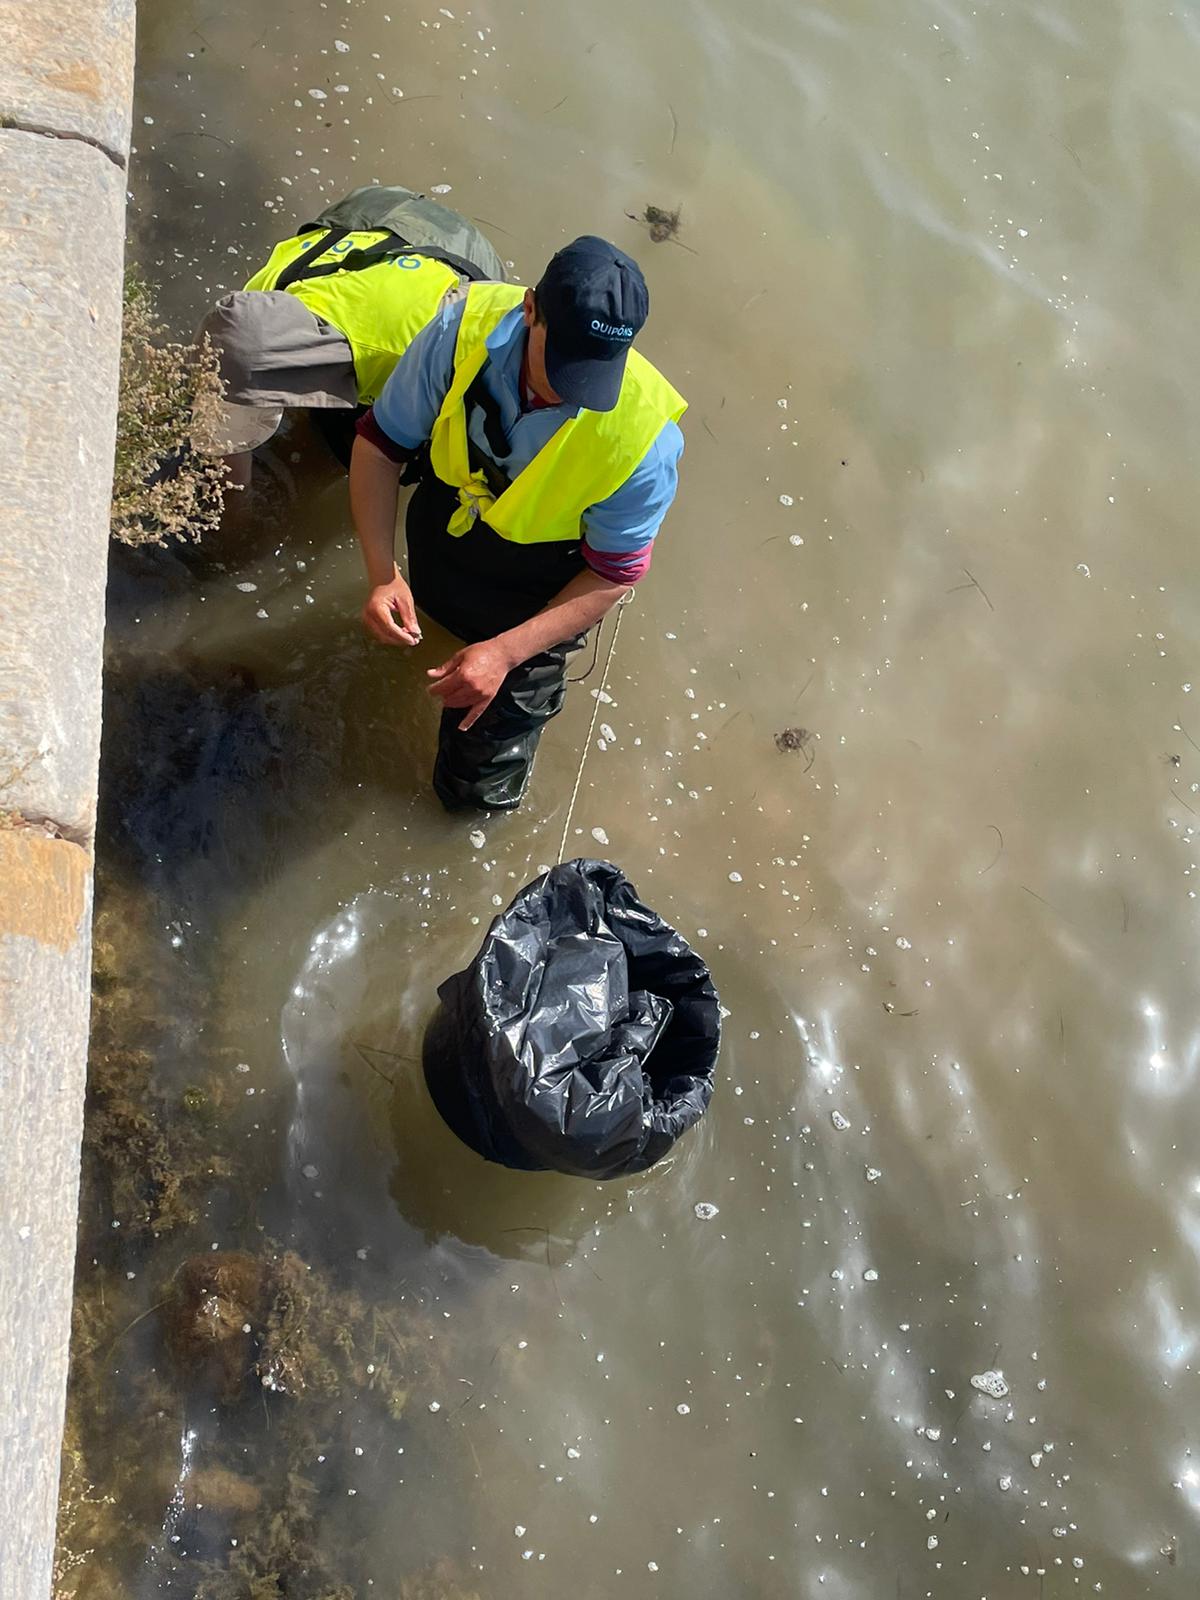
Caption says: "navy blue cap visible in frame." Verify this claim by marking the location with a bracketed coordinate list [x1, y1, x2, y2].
[535, 236, 649, 413]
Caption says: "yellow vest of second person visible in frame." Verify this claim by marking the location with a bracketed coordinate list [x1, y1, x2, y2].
[428, 282, 687, 545]
[245, 229, 459, 404]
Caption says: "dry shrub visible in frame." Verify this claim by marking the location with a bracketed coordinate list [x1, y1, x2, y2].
[111, 279, 228, 546]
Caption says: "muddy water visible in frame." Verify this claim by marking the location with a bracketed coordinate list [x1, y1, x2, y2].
[61, 0, 1200, 1594]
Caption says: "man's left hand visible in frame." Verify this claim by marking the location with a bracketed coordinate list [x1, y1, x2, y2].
[426, 640, 514, 731]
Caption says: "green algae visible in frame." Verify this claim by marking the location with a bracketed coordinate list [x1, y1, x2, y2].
[55, 881, 459, 1599]
[82, 898, 235, 1239]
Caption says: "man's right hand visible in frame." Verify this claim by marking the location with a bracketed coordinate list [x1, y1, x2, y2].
[362, 570, 422, 647]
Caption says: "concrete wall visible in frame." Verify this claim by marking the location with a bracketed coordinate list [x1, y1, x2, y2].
[0, 6, 134, 1598]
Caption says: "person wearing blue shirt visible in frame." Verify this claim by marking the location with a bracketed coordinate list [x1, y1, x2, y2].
[349, 236, 685, 813]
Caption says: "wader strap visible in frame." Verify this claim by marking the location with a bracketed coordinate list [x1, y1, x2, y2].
[273, 227, 351, 292]
[400, 442, 430, 487]
[289, 223, 496, 287]
[464, 366, 512, 500]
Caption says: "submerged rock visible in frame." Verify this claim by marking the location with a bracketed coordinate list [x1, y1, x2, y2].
[162, 1246, 423, 1415]
[172, 1464, 263, 1518]
[164, 1253, 269, 1406]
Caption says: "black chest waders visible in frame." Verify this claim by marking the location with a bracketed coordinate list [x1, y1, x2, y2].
[405, 367, 588, 813]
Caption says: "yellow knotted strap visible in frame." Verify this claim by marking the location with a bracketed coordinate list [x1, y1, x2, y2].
[447, 470, 496, 536]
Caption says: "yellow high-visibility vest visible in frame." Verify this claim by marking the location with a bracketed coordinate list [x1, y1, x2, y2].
[428, 282, 687, 544]
[245, 229, 460, 403]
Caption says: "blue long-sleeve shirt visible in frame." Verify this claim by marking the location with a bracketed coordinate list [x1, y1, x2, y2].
[363, 299, 683, 583]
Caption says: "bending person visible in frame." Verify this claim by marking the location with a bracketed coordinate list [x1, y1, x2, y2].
[192, 185, 505, 485]
[349, 235, 686, 813]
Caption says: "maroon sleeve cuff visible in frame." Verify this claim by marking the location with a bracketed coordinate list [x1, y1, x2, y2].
[582, 541, 654, 585]
[355, 407, 412, 465]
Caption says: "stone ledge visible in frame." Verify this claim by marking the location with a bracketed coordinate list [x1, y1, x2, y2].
[0, 0, 134, 161]
[0, 128, 125, 841]
[0, 829, 94, 1600]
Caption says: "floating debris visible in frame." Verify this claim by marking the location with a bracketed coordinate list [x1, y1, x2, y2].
[627, 202, 683, 243]
[774, 727, 814, 769]
[971, 1369, 1009, 1399]
[468, 828, 486, 850]
[693, 1201, 720, 1220]
[831, 1111, 851, 1131]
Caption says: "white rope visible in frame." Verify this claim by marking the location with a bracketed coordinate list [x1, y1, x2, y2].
[556, 591, 633, 863]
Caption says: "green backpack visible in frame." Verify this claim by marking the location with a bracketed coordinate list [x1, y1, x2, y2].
[275, 184, 507, 291]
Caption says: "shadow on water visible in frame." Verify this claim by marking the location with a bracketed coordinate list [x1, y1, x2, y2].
[99, 513, 435, 913]
[387, 1060, 616, 1260]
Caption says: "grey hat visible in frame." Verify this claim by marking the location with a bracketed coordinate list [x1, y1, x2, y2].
[193, 290, 357, 453]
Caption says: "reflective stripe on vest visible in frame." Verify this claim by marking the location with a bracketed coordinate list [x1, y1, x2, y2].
[428, 282, 687, 545]
[244, 229, 459, 404]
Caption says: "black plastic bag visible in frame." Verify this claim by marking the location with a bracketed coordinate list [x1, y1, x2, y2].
[423, 859, 720, 1178]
